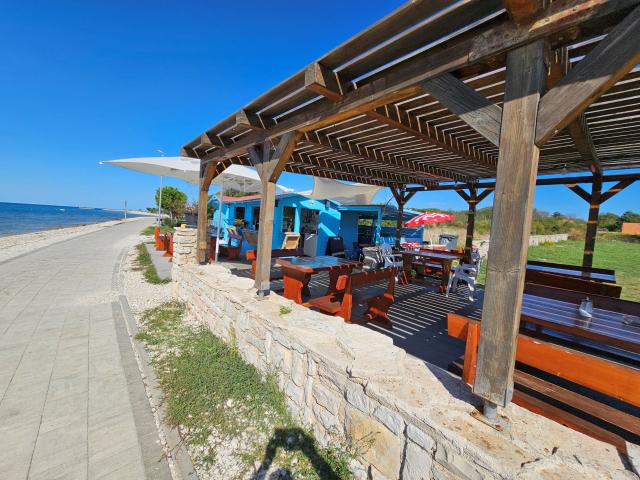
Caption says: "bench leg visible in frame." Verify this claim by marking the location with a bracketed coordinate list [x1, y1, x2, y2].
[462, 322, 480, 385]
[282, 268, 310, 304]
[363, 294, 394, 329]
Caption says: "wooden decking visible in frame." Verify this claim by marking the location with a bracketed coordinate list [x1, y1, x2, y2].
[222, 259, 481, 369]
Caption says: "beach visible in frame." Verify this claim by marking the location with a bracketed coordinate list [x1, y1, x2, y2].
[0, 217, 149, 264]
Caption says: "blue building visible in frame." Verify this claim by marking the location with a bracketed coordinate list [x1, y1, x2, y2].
[210, 192, 422, 258]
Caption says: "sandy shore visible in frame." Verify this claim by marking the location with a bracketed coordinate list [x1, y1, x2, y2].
[0, 217, 152, 263]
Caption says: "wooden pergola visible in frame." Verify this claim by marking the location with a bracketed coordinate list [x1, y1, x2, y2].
[182, 0, 640, 419]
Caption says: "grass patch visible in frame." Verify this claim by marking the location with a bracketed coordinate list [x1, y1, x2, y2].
[476, 236, 640, 301]
[135, 243, 170, 285]
[279, 306, 292, 316]
[136, 301, 356, 479]
[141, 224, 174, 236]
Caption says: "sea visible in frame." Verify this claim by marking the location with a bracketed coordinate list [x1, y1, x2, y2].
[0, 202, 145, 237]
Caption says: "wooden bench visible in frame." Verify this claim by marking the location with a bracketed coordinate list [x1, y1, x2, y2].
[524, 283, 638, 315]
[524, 270, 622, 297]
[246, 248, 305, 280]
[525, 270, 622, 298]
[308, 267, 397, 328]
[447, 313, 640, 452]
[528, 260, 615, 277]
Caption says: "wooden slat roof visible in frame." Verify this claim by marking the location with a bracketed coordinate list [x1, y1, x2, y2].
[183, 0, 640, 187]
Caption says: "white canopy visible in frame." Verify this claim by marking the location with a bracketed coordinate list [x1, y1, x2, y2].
[101, 157, 289, 193]
[310, 177, 382, 205]
[101, 156, 201, 184]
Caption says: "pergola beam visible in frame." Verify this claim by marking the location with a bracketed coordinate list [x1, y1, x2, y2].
[406, 172, 640, 192]
[503, 0, 546, 23]
[192, 0, 635, 163]
[421, 72, 502, 147]
[303, 132, 444, 183]
[536, 5, 640, 146]
[303, 62, 486, 177]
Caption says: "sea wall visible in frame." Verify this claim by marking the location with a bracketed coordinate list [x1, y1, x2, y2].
[171, 227, 633, 480]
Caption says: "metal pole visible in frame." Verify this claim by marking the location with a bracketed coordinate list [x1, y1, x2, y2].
[157, 176, 164, 226]
[124, 200, 127, 220]
[214, 180, 223, 262]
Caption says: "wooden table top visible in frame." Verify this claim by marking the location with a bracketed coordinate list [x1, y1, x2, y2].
[526, 263, 616, 283]
[400, 250, 461, 261]
[275, 255, 362, 273]
[521, 293, 640, 354]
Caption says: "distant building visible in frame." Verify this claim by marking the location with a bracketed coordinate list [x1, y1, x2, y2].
[621, 222, 640, 235]
[209, 192, 422, 258]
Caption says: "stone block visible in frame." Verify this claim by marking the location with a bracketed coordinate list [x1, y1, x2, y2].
[373, 405, 404, 436]
[312, 382, 342, 416]
[283, 380, 304, 407]
[406, 424, 435, 453]
[345, 382, 370, 414]
[434, 443, 484, 480]
[291, 353, 307, 387]
[345, 407, 402, 480]
[313, 403, 342, 434]
[402, 441, 433, 480]
[270, 342, 292, 375]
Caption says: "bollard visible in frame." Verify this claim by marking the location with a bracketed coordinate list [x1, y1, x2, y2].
[154, 226, 161, 250]
[163, 233, 172, 258]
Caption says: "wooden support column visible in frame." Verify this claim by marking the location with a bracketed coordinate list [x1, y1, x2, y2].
[457, 187, 494, 261]
[473, 40, 546, 410]
[583, 173, 602, 268]
[249, 132, 300, 297]
[196, 162, 216, 264]
[457, 188, 477, 261]
[391, 186, 416, 248]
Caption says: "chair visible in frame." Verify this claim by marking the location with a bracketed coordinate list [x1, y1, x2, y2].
[446, 250, 482, 301]
[380, 243, 403, 269]
[362, 246, 384, 271]
[282, 232, 300, 249]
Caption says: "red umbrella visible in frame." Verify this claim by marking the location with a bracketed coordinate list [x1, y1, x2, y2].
[404, 212, 455, 228]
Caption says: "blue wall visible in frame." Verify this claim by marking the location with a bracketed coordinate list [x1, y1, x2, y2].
[212, 194, 395, 258]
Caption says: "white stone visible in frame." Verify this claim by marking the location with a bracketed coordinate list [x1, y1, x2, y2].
[406, 424, 435, 453]
[291, 353, 307, 387]
[312, 382, 342, 415]
[402, 441, 433, 480]
[345, 382, 370, 414]
[373, 405, 404, 436]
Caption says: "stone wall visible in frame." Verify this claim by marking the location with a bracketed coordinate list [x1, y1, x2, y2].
[172, 228, 633, 480]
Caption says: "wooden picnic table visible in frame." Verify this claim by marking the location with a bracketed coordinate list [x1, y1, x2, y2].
[526, 262, 616, 283]
[400, 250, 462, 292]
[274, 256, 363, 304]
[521, 293, 640, 355]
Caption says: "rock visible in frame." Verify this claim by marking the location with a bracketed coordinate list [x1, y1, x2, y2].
[373, 405, 404, 436]
[402, 441, 433, 480]
[312, 382, 342, 415]
[345, 407, 403, 480]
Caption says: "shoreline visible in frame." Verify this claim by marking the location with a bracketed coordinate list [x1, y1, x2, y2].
[0, 217, 151, 264]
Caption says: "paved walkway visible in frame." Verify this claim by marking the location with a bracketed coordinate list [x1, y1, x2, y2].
[0, 219, 171, 480]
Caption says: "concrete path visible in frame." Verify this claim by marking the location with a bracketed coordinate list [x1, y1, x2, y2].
[144, 243, 172, 281]
[0, 219, 171, 480]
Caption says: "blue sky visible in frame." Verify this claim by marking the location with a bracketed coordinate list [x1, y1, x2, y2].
[1, 0, 637, 218]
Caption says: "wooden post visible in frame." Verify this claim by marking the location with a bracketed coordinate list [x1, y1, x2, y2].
[249, 132, 300, 297]
[391, 186, 415, 248]
[197, 165, 212, 264]
[473, 40, 546, 411]
[583, 173, 602, 268]
[465, 188, 477, 261]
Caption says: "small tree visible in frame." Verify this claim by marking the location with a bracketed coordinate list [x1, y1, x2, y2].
[155, 186, 187, 223]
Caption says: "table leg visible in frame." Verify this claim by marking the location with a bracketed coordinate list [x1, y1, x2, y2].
[282, 267, 311, 304]
[327, 266, 353, 295]
[401, 255, 411, 285]
[440, 260, 452, 293]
